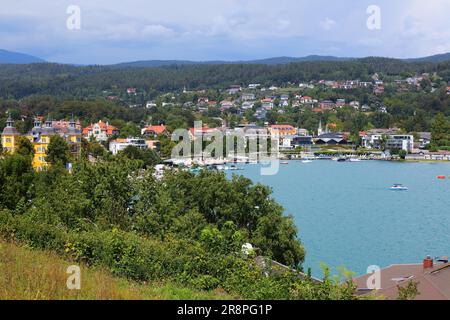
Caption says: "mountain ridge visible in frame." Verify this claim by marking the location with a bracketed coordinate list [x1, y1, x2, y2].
[0, 49, 45, 64]
[1, 48, 450, 66]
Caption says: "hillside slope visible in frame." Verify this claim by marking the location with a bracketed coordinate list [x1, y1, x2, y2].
[0, 240, 233, 300]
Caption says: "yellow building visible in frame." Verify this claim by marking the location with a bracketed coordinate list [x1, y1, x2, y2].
[1, 115, 82, 171]
[1, 116, 19, 154]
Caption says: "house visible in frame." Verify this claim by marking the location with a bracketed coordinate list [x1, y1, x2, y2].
[146, 101, 157, 109]
[220, 100, 234, 110]
[127, 88, 137, 94]
[228, 85, 241, 95]
[1, 116, 81, 171]
[349, 101, 360, 109]
[241, 93, 256, 101]
[269, 125, 297, 138]
[336, 99, 346, 108]
[197, 97, 209, 104]
[141, 124, 169, 138]
[189, 125, 222, 140]
[300, 96, 313, 104]
[255, 108, 267, 120]
[248, 83, 260, 89]
[261, 98, 274, 110]
[109, 138, 150, 155]
[82, 120, 119, 142]
[319, 100, 335, 110]
[361, 104, 371, 112]
[374, 84, 385, 94]
[416, 132, 431, 149]
[354, 256, 450, 300]
[241, 101, 254, 110]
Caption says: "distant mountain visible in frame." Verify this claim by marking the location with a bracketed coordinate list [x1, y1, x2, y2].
[405, 52, 450, 63]
[112, 55, 355, 68]
[0, 49, 44, 64]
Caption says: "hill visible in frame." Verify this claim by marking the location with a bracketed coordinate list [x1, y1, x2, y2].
[0, 240, 233, 300]
[113, 55, 355, 68]
[0, 49, 44, 64]
[406, 52, 450, 63]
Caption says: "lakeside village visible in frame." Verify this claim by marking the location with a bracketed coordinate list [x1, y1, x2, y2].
[1, 113, 449, 173]
[2, 72, 450, 171]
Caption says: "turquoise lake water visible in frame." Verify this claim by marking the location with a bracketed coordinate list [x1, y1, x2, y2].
[227, 161, 450, 277]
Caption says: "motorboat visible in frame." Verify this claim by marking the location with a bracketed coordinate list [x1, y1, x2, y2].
[389, 184, 408, 191]
[302, 160, 313, 163]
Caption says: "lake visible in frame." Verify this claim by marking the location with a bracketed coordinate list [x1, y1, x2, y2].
[228, 160, 450, 277]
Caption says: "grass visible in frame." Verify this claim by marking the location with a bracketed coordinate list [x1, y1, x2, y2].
[0, 240, 235, 300]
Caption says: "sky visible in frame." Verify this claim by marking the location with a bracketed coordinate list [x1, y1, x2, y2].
[0, 0, 449, 64]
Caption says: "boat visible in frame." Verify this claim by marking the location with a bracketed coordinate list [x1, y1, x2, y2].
[281, 161, 289, 165]
[349, 158, 362, 162]
[302, 160, 313, 163]
[389, 184, 408, 191]
[337, 158, 347, 162]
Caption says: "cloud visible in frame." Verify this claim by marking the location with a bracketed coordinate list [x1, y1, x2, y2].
[320, 18, 336, 31]
[0, 0, 449, 63]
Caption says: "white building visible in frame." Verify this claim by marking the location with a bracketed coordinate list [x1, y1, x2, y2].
[362, 133, 414, 152]
[109, 138, 149, 155]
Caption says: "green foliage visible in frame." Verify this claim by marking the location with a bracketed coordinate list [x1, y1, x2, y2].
[119, 145, 160, 168]
[15, 136, 34, 157]
[397, 280, 420, 300]
[0, 152, 355, 300]
[431, 113, 450, 149]
[45, 135, 70, 166]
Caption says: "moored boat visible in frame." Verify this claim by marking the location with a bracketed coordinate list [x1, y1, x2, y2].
[389, 184, 408, 191]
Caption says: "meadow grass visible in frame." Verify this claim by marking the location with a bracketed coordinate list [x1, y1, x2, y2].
[0, 240, 234, 300]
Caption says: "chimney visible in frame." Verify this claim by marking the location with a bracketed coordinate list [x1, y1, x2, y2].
[423, 256, 434, 269]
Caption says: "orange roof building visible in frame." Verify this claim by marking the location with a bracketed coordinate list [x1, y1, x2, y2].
[83, 120, 119, 142]
[269, 125, 297, 137]
[142, 124, 169, 137]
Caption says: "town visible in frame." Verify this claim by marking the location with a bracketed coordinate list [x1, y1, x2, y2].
[2, 70, 450, 170]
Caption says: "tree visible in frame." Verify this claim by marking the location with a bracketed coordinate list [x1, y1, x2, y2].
[431, 113, 450, 149]
[45, 135, 70, 166]
[119, 122, 141, 138]
[120, 145, 160, 168]
[0, 153, 35, 210]
[16, 136, 34, 157]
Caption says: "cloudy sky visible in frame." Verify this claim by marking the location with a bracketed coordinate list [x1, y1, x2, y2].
[1, 0, 449, 64]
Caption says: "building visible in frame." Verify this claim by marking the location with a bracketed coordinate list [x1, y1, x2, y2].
[385, 135, 415, 152]
[1, 116, 20, 153]
[241, 93, 256, 101]
[354, 256, 450, 300]
[269, 125, 297, 138]
[1, 115, 82, 171]
[141, 124, 169, 138]
[241, 101, 254, 110]
[82, 120, 119, 142]
[314, 132, 350, 145]
[109, 138, 150, 155]
[261, 98, 274, 110]
[362, 130, 414, 152]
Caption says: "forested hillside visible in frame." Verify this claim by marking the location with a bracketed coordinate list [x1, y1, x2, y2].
[0, 58, 449, 99]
